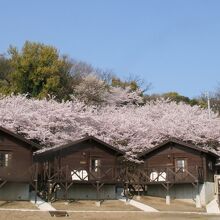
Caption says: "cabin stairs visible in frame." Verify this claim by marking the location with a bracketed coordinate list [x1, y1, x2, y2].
[30, 191, 56, 211]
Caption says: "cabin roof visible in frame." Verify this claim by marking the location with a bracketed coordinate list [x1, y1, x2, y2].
[0, 126, 41, 151]
[35, 135, 124, 156]
[139, 138, 219, 159]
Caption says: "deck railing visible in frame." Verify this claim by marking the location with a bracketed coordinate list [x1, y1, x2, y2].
[38, 164, 204, 184]
[135, 165, 204, 184]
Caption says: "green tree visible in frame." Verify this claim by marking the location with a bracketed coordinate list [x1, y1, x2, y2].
[162, 92, 191, 103]
[144, 91, 207, 108]
[162, 92, 207, 107]
[0, 54, 13, 93]
[7, 41, 73, 100]
[111, 77, 139, 91]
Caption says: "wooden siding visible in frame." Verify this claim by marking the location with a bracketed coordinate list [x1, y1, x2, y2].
[35, 139, 122, 184]
[205, 154, 216, 182]
[141, 142, 216, 183]
[143, 143, 203, 166]
[0, 131, 35, 182]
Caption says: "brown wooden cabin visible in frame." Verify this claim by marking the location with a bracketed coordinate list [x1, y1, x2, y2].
[0, 126, 40, 200]
[137, 138, 219, 206]
[138, 138, 218, 184]
[34, 136, 124, 200]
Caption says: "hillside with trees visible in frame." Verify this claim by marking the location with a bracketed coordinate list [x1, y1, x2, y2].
[0, 41, 146, 106]
[0, 41, 219, 161]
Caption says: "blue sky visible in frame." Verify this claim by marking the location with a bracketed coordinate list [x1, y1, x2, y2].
[0, 0, 220, 97]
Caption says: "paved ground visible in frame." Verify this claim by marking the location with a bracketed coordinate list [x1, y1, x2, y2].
[0, 210, 219, 220]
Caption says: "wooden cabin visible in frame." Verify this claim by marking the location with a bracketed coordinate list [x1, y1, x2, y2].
[34, 136, 124, 200]
[0, 126, 40, 200]
[138, 138, 219, 206]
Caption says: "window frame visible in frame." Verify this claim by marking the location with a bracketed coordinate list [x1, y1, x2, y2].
[175, 158, 187, 173]
[90, 157, 101, 173]
[0, 151, 12, 168]
[208, 161, 213, 171]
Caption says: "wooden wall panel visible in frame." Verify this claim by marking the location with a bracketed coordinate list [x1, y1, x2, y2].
[0, 132, 34, 182]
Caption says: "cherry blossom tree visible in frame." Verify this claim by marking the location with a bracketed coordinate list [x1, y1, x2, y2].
[105, 86, 144, 106]
[0, 94, 219, 161]
[74, 74, 107, 105]
[73, 74, 144, 106]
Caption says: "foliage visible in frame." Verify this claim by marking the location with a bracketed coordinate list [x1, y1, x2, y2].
[0, 41, 217, 114]
[111, 76, 151, 94]
[212, 84, 220, 114]
[1, 42, 73, 100]
[0, 54, 13, 93]
[0, 42, 146, 105]
[145, 92, 207, 108]
[111, 77, 139, 91]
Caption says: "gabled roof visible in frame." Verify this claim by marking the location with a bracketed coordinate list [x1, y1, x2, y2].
[35, 135, 124, 156]
[139, 138, 219, 159]
[0, 126, 41, 151]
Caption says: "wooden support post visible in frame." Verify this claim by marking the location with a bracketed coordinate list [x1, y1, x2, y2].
[43, 163, 46, 181]
[34, 179, 38, 204]
[48, 162, 51, 180]
[64, 182, 68, 201]
[47, 179, 52, 202]
[47, 161, 52, 202]
[196, 182, 201, 208]
[34, 163, 38, 204]
[125, 182, 129, 204]
[65, 165, 68, 201]
[202, 156, 207, 182]
[96, 181, 100, 200]
[136, 169, 141, 200]
[141, 184, 147, 195]
[136, 184, 141, 200]
[218, 179, 220, 205]
[95, 181, 101, 207]
[166, 183, 170, 205]
[124, 167, 130, 204]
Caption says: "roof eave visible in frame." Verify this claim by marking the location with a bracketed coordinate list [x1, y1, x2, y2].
[138, 138, 219, 159]
[0, 126, 41, 151]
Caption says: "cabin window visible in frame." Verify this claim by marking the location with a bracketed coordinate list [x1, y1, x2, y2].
[80, 152, 87, 165]
[208, 161, 213, 170]
[91, 158, 101, 172]
[175, 159, 186, 172]
[0, 152, 11, 167]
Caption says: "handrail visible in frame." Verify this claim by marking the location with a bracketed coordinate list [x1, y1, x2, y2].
[35, 163, 204, 184]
